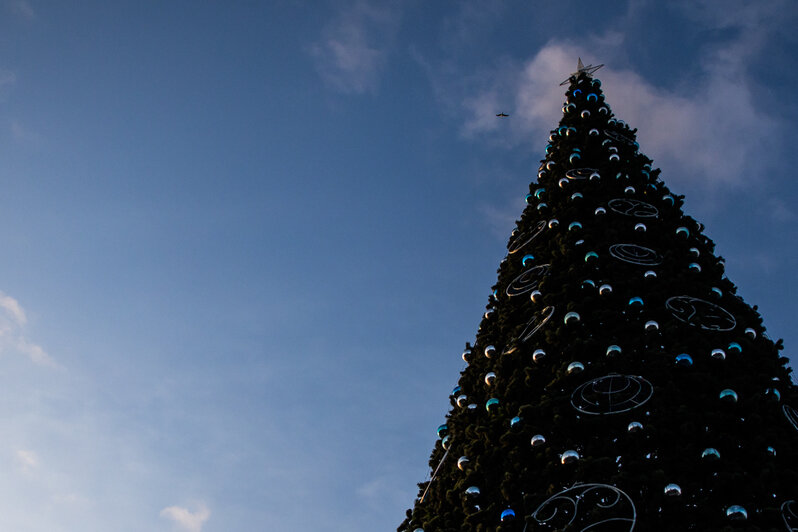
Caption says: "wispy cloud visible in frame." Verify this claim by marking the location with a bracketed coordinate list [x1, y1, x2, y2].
[15, 449, 39, 470]
[160, 503, 210, 532]
[0, 291, 55, 367]
[10, 120, 42, 144]
[308, 1, 400, 94]
[6, 0, 35, 19]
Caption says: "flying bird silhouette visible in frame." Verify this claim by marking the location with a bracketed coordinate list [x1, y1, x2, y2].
[496, 112, 509, 118]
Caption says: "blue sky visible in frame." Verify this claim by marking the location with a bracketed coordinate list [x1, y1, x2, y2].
[1, 1, 797, 530]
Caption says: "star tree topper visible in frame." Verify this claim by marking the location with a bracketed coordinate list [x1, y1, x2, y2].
[560, 57, 605, 85]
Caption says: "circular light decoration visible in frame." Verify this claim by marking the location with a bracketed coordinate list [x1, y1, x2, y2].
[604, 129, 636, 146]
[569, 221, 583, 231]
[525, 193, 533, 204]
[719, 389, 738, 403]
[571, 192, 584, 201]
[437, 424, 448, 438]
[484, 345, 496, 358]
[711, 287, 723, 298]
[728, 342, 742, 353]
[484, 372, 496, 385]
[599, 284, 613, 295]
[582, 279, 596, 289]
[711, 348, 726, 361]
[508, 221, 546, 254]
[644, 320, 659, 331]
[606, 345, 622, 357]
[510, 416, 522, 428]
[609, 244, 663, 266]
[500, 509, 516, 522]
[457, 455, 470, 471]
[571, 374, 654, 415]
[413, 528, 424, 532]
[530, 290, 543, 303]
[688, 262, 701, 272]
[607, 198, 659, 218]
[573, 89, 583, 97]
[623, 186, 635, 194]
[561, 450, 580, 464]
[589, 128, 600, 136]
[506, 264, 551, 297]
[581, 110, 590, 119]
[627, 421, 643, 433]
[675, 353, 693, 367]
[783, 404, 798, 432]
[587, 93, 598, 102]
[546, 161, 556, 170]
[569, 153, 581, 164]
[644, 270, 657, 279]
[598, 106, 608, 114]
[675, 226, 690, 238]
[522, 254, 535, 266]
[483, 309, 494, 319]
[519, 306, 555, 342]
[531, 483, 636, 532]
[781, 500, 797, 530]
[465, 486, 481, 498]
[634, 223, 647, 232]
[689, 247, 700, 257]
[664, 484, 682, 497]
[451, 385, 461, 396]
[486, 398, 500, 412]
[567, 361, 585, 374]
[662, 194, 675, 205]
[531, 434, 546, 447]
[665, 296, 737, 331]
[609, 154, 620, 162]
[575, 239, 585, 246]
[726, 506, 748, 521]
[534, 188, 546, 199]
[566, 168, 598, 181]
[595, 207, 607, 216]
[559, 178, 569, 188]
[745, 327, 757, 340]
[533, 349, 547, 362]
[462, 350, 471, 362]
[467, 403, 477, 411]
[548, 219, 560, 229]
[585, 251, 599, 263]
[456, 394, 468, 407]
[628, 296, 644, 307]
[441, 435, 450, 449]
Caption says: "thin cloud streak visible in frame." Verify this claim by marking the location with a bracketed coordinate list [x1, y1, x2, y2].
[308, 1, 400, 94]
[0, 291, 55, 367]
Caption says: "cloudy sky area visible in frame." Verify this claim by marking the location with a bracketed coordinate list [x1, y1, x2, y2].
[1, 1, 797, 530]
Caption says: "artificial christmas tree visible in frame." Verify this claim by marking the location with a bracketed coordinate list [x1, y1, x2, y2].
[399, 61, 798, 532]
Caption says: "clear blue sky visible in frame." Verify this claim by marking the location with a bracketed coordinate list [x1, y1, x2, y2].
[1, 1, 797, 530]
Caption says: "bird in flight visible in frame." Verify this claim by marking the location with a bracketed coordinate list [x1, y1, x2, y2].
[496, 112, 509, 118]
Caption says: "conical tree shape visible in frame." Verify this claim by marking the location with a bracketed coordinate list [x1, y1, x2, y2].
[400, 67, 798, 532]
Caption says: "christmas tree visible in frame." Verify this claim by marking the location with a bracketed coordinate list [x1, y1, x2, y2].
[399, 61, 798, 532]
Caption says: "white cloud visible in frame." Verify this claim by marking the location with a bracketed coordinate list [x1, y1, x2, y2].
[0, 291, 55, 367]
[160, 503, 210, 532]
[309, 1, 400, 94]
[6, 0, 35, 20]
[15, 449, 39, 470]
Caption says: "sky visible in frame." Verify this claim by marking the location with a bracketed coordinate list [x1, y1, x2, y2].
[1, 1, 797, 530]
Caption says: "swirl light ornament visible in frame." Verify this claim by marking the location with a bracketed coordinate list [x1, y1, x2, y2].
[665, 296, 737, 331]
[517, 306, 555, 342]
[506, 264, 551, 297]
[783, 404, 798, 432]
[508, 220, 546, 254]
[609, 244, 663, 266]
[530, 483, 636, 531]
[571, 374, 654, 415]
[782, 500, 798, 531]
